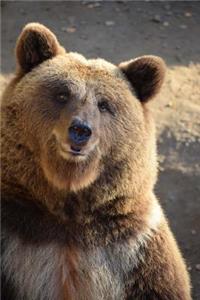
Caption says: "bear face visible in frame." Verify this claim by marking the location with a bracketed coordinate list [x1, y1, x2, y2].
[2, 23, 165, 199]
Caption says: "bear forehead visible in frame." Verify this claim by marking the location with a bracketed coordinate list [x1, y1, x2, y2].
[18, 51, 136, 105]
[37, 52, 125, 86]
[68, 52, 117, 71]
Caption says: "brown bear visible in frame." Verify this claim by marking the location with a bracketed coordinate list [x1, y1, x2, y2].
[1, 23, 191, 300]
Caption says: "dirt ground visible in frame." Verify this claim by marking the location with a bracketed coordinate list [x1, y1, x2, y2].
[1, 1, 200, 299]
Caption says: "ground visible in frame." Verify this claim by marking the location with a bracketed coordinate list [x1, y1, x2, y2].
[1, 1, 200, 299]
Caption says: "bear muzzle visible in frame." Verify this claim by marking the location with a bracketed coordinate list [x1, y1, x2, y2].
[68, 118, 92, 154]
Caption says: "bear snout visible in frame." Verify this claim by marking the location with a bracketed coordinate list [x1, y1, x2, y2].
[68, 118, 92, 148]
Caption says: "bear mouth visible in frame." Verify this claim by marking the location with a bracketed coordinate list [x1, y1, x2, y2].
[69, 145, 85, 155]
[59, 143, 86, 160]
[58, 142, 98, 161]
[65, 147, 86, 157]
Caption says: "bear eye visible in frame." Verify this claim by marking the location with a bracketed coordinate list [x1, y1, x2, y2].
[98, 100, 114, 114]
[56, 93, 68, 104]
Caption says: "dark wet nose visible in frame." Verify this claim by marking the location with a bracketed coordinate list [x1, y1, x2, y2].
[68, 119, 92, 146]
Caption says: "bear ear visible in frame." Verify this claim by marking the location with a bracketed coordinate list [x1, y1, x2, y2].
[119, 55, 166, 102]
[16, 23, 65, 73]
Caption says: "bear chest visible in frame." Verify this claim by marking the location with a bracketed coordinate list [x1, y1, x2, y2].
[2, 233, 146, 300]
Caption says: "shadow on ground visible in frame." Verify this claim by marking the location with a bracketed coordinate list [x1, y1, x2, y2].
[1, 1, 200, 73]
[156, 129, 200, 299]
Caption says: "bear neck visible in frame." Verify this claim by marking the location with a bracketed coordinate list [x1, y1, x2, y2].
[2, 136, 156, 246]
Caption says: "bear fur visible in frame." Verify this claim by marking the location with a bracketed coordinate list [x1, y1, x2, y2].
[1, 23, 191, 300]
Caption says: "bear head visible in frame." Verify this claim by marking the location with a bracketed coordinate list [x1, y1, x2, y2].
[2, 23, 165, 207]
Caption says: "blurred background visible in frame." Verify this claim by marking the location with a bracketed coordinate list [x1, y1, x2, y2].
[1, 1, 200, 298]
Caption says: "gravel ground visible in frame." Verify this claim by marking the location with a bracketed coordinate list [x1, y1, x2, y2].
[1, 1, 200, 298]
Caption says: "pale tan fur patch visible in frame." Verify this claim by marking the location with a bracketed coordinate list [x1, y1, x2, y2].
[2, 204, 163, 300]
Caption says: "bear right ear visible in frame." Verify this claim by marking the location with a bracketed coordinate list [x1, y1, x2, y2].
[16, 23, 65, 73]
[119, 55, 166, 103]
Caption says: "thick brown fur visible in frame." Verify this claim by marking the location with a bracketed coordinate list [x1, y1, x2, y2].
[1, 23, 191, 300]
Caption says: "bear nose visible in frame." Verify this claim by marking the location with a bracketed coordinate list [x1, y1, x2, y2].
[68, 119, 92, 146]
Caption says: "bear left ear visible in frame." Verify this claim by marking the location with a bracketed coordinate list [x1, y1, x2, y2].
[16, 23, 65, 73]
[119, 55, 166, 102]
